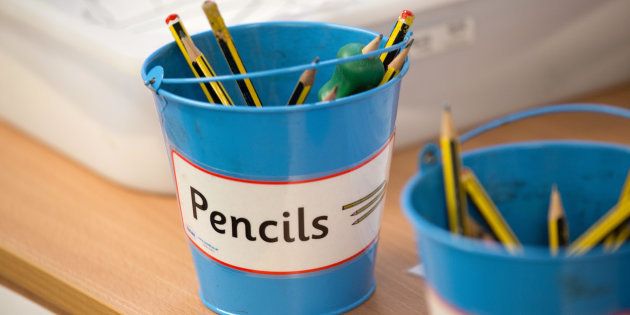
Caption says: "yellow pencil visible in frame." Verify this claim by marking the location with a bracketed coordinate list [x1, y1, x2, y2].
[287, 57, 319, 105]
[548, 185, 569, 255]
[603, 170, 630, 251]
[380, 10, 414, 68]
[612, 221, 630, 250]
[362, 34, 383, 54]
[461, 169, 521, 252]
[202, 1, 262, 107]
[568, 202, 630, 255]
[440, 107, 467, 234]
[379, 39, 413, 85]
[166, 14, 233, 106]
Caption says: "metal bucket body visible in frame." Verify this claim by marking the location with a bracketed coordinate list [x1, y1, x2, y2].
[141, 22, 408, 314]
[402, 105, 630, 315]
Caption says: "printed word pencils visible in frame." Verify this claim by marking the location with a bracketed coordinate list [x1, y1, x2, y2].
[287, 57, 319, 105]
[440, 106, 467, 234]
[548, 185, 568, 255]
[202, 1, 262, 107]
[379, 38, 413, 85]
[166, 14, 233, 106]
[461, 169, 521, 252]
[380, 10, 414, 68]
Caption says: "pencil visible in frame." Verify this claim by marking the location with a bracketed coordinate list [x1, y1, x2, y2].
[465, 215, 494, 241]
[603, 170, 630, 251]
[548, 185, 569, 255]
[440, 106, 467, 234]
[461, 169, 521, 252]
[379, 39, 414, 85]
[322, 85, 338, 102]
[166, 14, 233, 106]
[287, 57, 319, 105]
[380, 10, 414, 68]
[612, 221, 630, 250]
[619, 170, 630, 205]
[568, 202, 630, 255]
[362, 34, 383, 54]
[202, 1, 262, 107]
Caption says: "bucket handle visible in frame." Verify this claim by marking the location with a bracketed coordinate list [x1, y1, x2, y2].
[419, 103, 630, 172]
[143, 36, 412, 90]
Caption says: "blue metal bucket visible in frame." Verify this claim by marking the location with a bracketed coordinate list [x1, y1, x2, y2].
[141, 22, 409, 314]
[402, 104, 630, 315]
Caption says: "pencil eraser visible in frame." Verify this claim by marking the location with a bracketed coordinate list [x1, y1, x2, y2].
[401, 10, 414, 19]
[165, 14, 179, 25]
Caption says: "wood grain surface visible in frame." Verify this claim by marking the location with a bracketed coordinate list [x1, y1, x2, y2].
[1, 83, 629, 314]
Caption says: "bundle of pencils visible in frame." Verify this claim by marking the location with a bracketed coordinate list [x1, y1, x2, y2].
[440, 107, 521, 253]
[568, 171, 630, 255]
[439, 107, 630, 256]
[165, 4, 414, 107]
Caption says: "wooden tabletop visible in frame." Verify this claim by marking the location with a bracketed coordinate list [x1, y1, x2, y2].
[1, 83, 630, 314]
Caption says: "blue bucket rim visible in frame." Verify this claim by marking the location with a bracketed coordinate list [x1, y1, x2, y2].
[140, 21, 410, 111]
[402, 140, 630, 262]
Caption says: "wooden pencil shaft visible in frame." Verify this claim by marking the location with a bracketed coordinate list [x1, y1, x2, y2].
[197, 56, 233, 106]
[168, 17, 233, 106]
[378, 40, 412, 85]
[288, 83, 305, 105]
[168, 20, 218, 104]
[461, 170, 520, 251]
[203, 0, 261, 107]
[191, 60, 222, 103]
[569, 203, 630, 255]
[388, 40, 414, 72]
[362, 34, 383, 54]
[548, 186, 568, 254]
[440, 109, 467, 234]
[381, 12, 414, 67]
[619, 170, 630, 204]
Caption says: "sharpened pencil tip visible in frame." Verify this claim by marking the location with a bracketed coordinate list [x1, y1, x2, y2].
[443, 103, 451, 112]
[312, 56, 320, 63]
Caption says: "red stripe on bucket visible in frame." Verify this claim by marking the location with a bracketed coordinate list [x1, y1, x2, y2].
[188, 234, 378, 275]
[171, 133, 394, 185]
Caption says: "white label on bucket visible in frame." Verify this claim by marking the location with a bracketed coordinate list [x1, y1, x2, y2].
[171, 138, 393, 274]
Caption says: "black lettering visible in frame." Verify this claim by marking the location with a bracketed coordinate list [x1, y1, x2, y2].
[282, 211, 295, 242]
[312, 216, 328, 239]
[190, 187, 207, 219]
[231, 216, 257, 241]
[210, 211, 226, 234]
[259, 221, 278, 243]
[298, 207, 310, 241]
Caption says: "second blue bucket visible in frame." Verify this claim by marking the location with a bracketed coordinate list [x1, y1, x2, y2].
[403, 104, 630, 315]
[141, 22, 409, 314]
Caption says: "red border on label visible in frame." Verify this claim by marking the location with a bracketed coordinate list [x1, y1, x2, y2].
[171, 134, 394, 185]
[170, 135, 393, 274]
[188, 235, 378, 275]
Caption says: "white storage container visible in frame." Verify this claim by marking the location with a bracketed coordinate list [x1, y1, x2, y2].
[1, 0, 629, 193]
